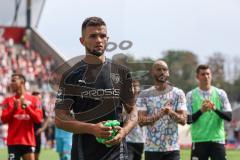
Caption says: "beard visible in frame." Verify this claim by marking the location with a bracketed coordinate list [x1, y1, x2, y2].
[155, 75, 169, 83]
[86, 47, 105, 57]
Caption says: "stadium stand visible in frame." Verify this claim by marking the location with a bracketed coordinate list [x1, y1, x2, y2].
[0, 26, 64, 149]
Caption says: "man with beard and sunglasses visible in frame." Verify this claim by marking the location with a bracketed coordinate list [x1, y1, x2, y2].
[137, 60, 187, 160]
[54, 17, 137, 160]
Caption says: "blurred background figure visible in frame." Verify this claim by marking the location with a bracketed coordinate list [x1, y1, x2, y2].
[187, 64, 232, 160]
[55, 127, 72, 160]
[138, 60, 187, 160]
[43, 94, 56, 149]
[0, 105, 8, 148]
[126, 80, 146, 160]
[32, 91, 52, 160]
[1, 74, 43, 160]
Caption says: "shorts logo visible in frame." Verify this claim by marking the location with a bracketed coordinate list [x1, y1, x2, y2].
[111, 73, 120, 84]
[192, 157, 199, 160]
[31, 147, 36, 152]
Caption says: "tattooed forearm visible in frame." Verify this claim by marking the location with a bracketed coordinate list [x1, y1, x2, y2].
[138, 111, 164, 126]
[169, 111, 187, 125]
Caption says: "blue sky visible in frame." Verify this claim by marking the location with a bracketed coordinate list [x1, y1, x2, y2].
[38, 0, 240, 63]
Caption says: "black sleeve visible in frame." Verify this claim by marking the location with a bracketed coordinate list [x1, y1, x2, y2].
[120, 69, 135, 108]
[214, 109, 232, 122]
[187, 110, 203, 124]
[54, 75, 75, 111]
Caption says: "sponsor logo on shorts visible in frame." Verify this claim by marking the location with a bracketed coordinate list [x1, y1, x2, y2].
[31, 147, 36, 152]
[192, 157, 199, 160]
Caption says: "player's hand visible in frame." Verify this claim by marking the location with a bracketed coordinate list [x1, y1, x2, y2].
[92, 121, 112, 139]
[162, 107, 173, 115]
[201, 100, 210, 112]
[202, 100, 215, 112]
[205, 100, 215, 110]
[20, 95, 25, 104]
[201, 104, 208, 112]
[163, 107, 179, 121]
[155, 109, 165, 119]
[104, 126, 126, 146]
[20, 96, 27, 109]
[36, 128, 44, 135]
[13, 98, 19, 110]
[162, 100, 174, 115]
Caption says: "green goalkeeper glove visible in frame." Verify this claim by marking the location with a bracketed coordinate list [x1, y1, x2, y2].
[96, 120, 120, 147]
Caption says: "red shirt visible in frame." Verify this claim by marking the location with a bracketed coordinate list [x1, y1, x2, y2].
[1, 93, 43, 146]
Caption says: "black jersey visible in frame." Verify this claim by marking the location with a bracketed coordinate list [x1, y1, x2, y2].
[55, 59, 134, 160]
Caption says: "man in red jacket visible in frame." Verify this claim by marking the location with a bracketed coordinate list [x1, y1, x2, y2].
[1, 74, 42, 160]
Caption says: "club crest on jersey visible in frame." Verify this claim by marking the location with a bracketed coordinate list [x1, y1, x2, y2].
[111, 73, 120, 84]
[56, 87, 64, 103]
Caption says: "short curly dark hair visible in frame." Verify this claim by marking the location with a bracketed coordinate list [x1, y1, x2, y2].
[82, 17, 106, 35]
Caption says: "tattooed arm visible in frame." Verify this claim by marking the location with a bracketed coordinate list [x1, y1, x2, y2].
[169, 110, 187, 125]
[165, 88, 187, 125]
[138, 110, 164, 126]
[162, 105, 187, 125]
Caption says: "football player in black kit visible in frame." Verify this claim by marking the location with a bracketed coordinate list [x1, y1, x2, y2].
[54, 17, 138, 160]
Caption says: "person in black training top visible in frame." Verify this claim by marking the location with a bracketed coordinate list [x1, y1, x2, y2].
[54, 17, 138, 160]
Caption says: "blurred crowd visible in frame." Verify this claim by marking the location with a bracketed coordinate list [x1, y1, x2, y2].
[0, 35, 57, 148]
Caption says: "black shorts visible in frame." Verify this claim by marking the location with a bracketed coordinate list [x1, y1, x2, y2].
[145, 150, 180, 160]
[191, 142, 227, 160]
[127, 142, 144, 160]
[8, 145, 35, 160]
[35, 134, 41, 153]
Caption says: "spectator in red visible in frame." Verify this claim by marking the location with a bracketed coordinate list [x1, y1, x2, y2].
[1, 74, 42, 160]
